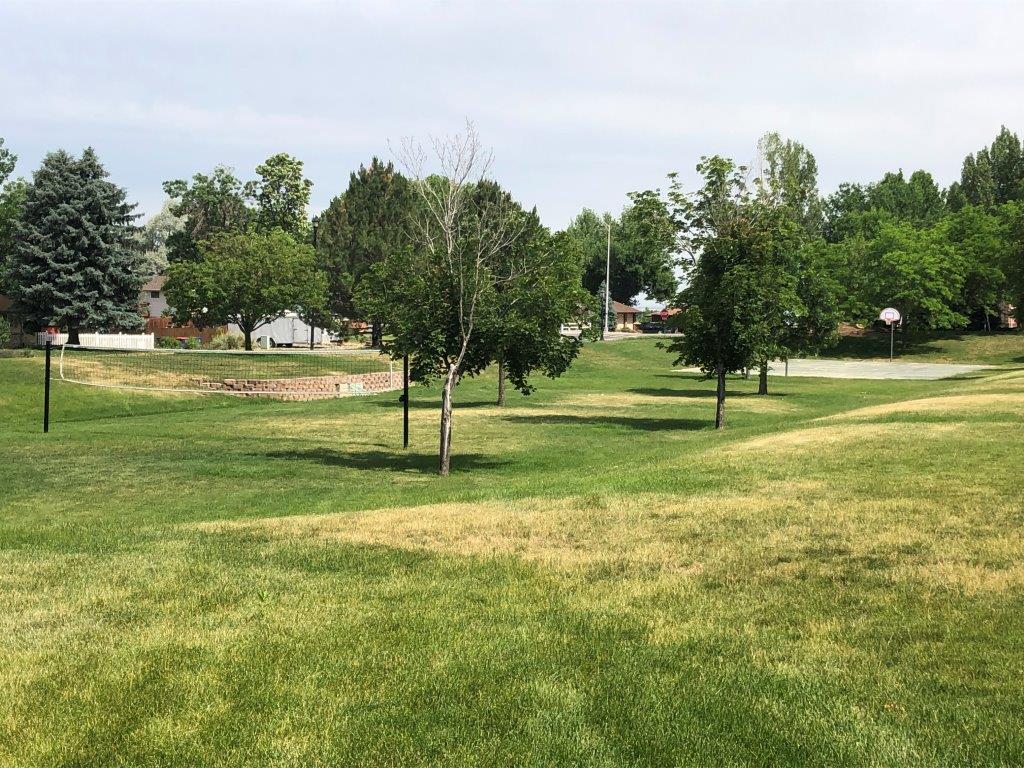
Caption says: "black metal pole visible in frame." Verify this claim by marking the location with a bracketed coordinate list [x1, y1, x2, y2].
[402, 354, 409, 448]
[43, 340, 52, 433]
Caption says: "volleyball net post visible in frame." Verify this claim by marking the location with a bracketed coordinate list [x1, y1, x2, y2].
[43, 340, 52, 434]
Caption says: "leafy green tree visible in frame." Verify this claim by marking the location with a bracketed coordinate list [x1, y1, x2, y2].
[0, 138, 23, 293]
[360, 125, 581, 475]
[988, 127, 1024, 204]
[997, 200, 1024, 322]
[245, 153, 313, 239]
[668, 156, 771, 428]
[869, 170, 946, 227]
[317, 158, 413, 345]
[10, 148, 142, 343]
[822, 182, 872, 243]
[959, 127, 1024, 208]
[163, 166, 249, 263]
[165, 229, 319, 350]
[0, 138, 14, 185]
[751, 133, 839, 393]
[136, 200, 184, 278]
[942, 205, 1008, 330]
[568, 193, 676, 306]
[945, 181, 968, 213]
[757, 131, 823, 234]
[470, 182, 587, 405]
[862, 221, 967, 330]
[0, 180, 26, 294]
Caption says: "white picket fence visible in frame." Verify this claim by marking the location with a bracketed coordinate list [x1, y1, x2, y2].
[37, 332, 155, 350]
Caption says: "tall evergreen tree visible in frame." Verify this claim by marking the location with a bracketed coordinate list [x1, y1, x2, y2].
[10, 148, 142, 342]
[317, 158, 414, 346]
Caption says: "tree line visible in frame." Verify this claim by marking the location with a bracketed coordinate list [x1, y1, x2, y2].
[625, 127, 1024, 428]
[1, 125, 1022, 466]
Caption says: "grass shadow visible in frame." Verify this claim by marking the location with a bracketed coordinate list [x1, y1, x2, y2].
[503, 414, 708, 431]
[256, 448, 509, 474]
[631, 386, 789, 399]
[371, 398, 495, 410]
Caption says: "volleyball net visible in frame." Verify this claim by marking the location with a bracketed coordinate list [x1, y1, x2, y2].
[57, 345, 400, 398]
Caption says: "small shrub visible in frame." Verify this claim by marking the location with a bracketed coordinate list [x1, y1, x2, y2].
[156, 336, 180, 349]
[207, 332, 245, 350]
[0, 316, 11, 348]
[185, 336, 202, 350]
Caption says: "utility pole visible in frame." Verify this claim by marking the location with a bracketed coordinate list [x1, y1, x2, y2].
[604, 220, 612, 336]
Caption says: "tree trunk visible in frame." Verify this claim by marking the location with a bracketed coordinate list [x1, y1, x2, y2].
[67, 327, 80, 345]
[758, 360, 769, 395]
[742, 367, 749, 380]
[309, 327, 316, 350]
[715, 365, 726, 430]
[371, 320, 383, 348]
[438, 364, 458, 476]
[243, 328, 253, 351]
[497, 358, 506, 406]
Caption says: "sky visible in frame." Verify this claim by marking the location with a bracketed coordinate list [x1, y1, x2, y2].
[3, 0, 1024, 230]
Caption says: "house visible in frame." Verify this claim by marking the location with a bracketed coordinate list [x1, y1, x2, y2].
[140, 275, 169, 318]
[612, 300, 642, 332]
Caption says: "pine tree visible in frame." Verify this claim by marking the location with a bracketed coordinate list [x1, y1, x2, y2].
[317, 158, 414, 346]
[10, 148, 143, 342]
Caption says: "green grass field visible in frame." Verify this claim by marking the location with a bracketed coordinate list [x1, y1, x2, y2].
[2, 335, 1023, 766]
[823, 328, 1024, 365]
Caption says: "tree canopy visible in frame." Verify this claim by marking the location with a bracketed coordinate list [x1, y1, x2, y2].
[9, 148, 142, 342]
[316, 157, 414, 341]
[164, 228, 323, 350]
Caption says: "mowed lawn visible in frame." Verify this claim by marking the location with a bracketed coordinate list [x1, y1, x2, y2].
[2, 338, 1023, 767]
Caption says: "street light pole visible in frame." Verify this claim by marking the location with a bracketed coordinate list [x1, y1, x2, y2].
[604, 221, 611, 335]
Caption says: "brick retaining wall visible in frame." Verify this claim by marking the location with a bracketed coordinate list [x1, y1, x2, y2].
[200, 371, 400, 400]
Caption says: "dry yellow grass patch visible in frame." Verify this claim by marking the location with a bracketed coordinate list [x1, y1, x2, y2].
[820, 393, 1024, 422]
[192, 476, 1022, 602]
[725, 421, 958, 454]
[561, 392, 793, 412]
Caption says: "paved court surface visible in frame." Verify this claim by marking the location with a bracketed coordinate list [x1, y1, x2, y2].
[681, 358, 991, 380]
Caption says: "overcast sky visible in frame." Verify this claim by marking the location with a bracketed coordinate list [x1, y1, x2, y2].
[3, 0, 1023, 229]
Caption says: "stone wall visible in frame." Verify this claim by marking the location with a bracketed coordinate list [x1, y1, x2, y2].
[200, 371, 400, 400]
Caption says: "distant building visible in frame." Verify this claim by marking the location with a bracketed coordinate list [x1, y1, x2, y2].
[140, 275, 169, 318]
[612, 300, 642, 331]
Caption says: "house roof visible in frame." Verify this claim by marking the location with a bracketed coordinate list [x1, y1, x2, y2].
[612, 300, 642, 314]
[142, 275, 167, 292]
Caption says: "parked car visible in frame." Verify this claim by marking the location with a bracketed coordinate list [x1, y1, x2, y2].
[637, 321, 665, 334]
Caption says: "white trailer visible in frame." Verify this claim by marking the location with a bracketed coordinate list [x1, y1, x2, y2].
[232, 312, 328, 348]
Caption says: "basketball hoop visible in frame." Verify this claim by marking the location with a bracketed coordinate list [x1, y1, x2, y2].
[878, 307, 901, 362]
[879, 307, 901, 326]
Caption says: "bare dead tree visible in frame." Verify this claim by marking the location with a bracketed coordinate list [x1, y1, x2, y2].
[395, 121, 526, 475]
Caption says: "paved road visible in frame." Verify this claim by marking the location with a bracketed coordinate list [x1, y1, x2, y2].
[681, 358, 991, 381]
